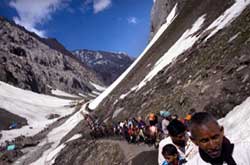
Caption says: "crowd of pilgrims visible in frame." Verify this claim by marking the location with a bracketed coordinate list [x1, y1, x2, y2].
[82, 109, 194, 147]
[82, 110, 250, 165]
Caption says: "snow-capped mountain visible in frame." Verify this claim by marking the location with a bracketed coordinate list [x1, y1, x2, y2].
[72, 49, 134, 86]
[89, 0, 250, 122]
[0, 16, 103, 95]
[1, 0, 250, 164]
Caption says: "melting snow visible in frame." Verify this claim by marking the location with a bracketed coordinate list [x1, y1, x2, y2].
[136, 15, 206, 90]
[88, 4, 178, 110]
[39, 134, 82, 165]
[66, 134, 82, 142]
[92, 90, 101, 95]
[51, 89, 79, 98]
[90, 82, 106, 92]
[112, 107, 124, 119]
[30, 103, 88, 165]
[0, 81, 74, 143]
[220, 97, 250, 143]
[205, 0, 250, 40]
[228, 32, 240, 43]
[88, 0, 250, 110]
[119, 91, 131, 100]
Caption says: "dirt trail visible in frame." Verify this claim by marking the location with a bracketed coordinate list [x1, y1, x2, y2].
[8, 99, 158, 165]
[98, 139, 158, 165]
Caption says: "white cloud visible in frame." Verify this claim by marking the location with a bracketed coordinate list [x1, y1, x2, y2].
[13, 17, 46, 37]
[93, 0, 111, 13]
[9, 0, 69, 37]
[127, 17, 138, 24]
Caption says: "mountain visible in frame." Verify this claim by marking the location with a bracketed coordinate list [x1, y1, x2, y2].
[89, 0, 250, 122]
[0, 16, 103, 95]
[1, 0, 250, 164]
[72, 49, 134, 86]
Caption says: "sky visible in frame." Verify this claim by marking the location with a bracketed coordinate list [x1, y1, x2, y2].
[0, 0, 154, 57]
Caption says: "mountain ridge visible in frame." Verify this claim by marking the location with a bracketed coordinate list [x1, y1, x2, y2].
[90, 0, 250, 122]
[72, 49, 134, 86]
[0, 16, 103, 95]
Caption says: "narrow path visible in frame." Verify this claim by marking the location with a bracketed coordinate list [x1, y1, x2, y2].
[98, 139, 158, 165]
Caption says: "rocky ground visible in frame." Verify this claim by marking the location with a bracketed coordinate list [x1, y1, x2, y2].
[0, 98, 81, 165]
[0, 17, 103, 95]
[94, 0, 250, 123]
[0, 113, 72, 165]
[0, 100, 157, 165]
[53, 139, 157, 165]
[0, 108, 27, 131]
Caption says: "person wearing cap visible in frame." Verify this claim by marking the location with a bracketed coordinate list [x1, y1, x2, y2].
[160, 111, 171, 137]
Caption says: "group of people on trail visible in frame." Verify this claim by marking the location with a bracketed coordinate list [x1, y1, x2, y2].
[113, 111, 185, 146]
[82, 108, 194, 148]
[114, 117, 147, 143]
[81, 112, 111, 138]
[158, 112, 250, 165]
[82, 109, 250, 165]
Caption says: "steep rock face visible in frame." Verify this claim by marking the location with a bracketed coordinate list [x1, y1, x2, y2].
[93, 0, 250, 121]
[150, 0, 185, 39]
[72, 49, 134, 86]
[0, 17, 103, 94]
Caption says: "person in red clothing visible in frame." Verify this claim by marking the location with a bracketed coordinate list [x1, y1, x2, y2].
[148, 112, 158, 126]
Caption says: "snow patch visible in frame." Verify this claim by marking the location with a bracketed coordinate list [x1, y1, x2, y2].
[88, 4, 178, 110]
[228, 32, 240, 43]
[220, 96, 250, 143]
[46, 144, 65, 164]
[136, 15, 206, 90]
[51, 89, 79, 98]
[30, 103, 88, 165]
[0, 81, 74, 143]
[90, 82, 106, 92]
[92, 90, 101, 95]
[119, 91, 131, 100]
[44, 133, 82, 164]
[205, 0, 250, 41]
[112, 108, 124, 119]
[78, 93, 88, 98]
[66, 134, 82, 142]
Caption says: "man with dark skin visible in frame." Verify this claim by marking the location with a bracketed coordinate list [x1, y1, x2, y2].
[187, 112, 250, 165]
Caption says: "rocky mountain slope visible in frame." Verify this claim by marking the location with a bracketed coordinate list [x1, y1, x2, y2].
[2, 1, 250, 164]
[72, 49, 134, 86]
[90, 0, 250, 122]
[150, 0, 183, 39]
[0, 17, 103, 95]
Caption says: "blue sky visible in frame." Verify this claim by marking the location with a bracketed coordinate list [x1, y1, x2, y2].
[0, 0, 154, 57]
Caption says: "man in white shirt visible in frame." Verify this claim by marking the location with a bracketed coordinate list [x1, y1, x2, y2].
[187, 112, 250, 165]
[160, 111, 171, 137]
[158, 119, 198, 165]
